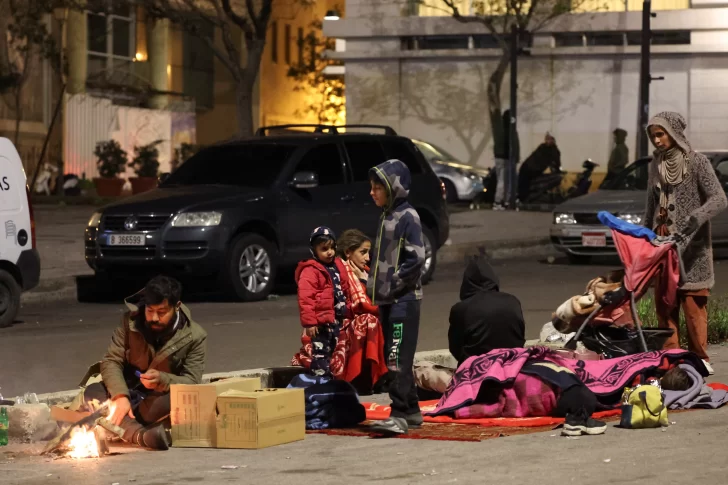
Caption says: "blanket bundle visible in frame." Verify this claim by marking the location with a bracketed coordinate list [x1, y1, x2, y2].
[663, 364, 728, 410]
[426, 347, 708, 418]
[288, 374, 366, 430]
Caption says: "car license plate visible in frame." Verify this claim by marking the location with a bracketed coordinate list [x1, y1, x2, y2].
[582, 232, 606, 247]
[108, 234, 145, 246]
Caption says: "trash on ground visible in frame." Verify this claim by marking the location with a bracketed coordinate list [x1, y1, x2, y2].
[221, 466, 239, 470]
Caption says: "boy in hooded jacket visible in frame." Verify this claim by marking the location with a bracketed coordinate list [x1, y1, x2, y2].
[296, 226, 350, 377]
[367, 159, 426, 435]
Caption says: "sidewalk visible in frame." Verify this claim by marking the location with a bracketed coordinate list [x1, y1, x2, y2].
[22, 205, 554, 303]
[3, 344, 728, 485]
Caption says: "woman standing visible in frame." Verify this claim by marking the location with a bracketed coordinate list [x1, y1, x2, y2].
[644, 112, 727, 373]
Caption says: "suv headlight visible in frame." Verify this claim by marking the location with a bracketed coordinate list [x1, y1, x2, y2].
[88, 212, 102, 228]
[554, 213, 576, 225]
[172, 211, 223, 227]
[619, 213, 643, 225]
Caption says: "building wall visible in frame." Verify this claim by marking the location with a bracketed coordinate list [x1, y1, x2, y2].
[346, 54, 728, 172]
[258, 0, 342, 127]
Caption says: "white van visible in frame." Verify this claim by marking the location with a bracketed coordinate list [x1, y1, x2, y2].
[0, 138, 40, 328]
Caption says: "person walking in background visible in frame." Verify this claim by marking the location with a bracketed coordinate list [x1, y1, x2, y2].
[367, 159, 426, 435]
[604, 128, 629, 184]
[644, 112, 727, 375]
[492, 109, 519, 210]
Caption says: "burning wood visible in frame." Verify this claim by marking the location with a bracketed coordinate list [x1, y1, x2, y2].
[43, 400, 119, 459]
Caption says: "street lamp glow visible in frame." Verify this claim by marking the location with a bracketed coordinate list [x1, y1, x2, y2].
[324, 10, 340, 20]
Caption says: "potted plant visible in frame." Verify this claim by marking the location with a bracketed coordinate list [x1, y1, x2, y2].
[93, 140, 128, 197]
[128, 140, 163, 194]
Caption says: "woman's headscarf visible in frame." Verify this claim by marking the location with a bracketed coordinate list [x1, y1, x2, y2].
[646, 111, 691, 209]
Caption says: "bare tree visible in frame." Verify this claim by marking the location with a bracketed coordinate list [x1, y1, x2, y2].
[140, 0, 312, 137]
[0, 0, 66, 145]
[286, 19, 344, 124]
[420, 0, 588, 149]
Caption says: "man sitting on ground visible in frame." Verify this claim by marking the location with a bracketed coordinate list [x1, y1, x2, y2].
[448, 256, 526, 367]
[83, 275, 207, 450]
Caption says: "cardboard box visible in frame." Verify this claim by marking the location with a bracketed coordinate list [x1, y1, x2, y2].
[215, 388, 305, 449]
[171, 377, 261, 448]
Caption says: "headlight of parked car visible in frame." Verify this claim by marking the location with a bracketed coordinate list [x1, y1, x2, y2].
[172, 211, 223, 227]
[554, 213, 576, 225]
[619, 213, 643, 225]
[87, 212, 102, 228]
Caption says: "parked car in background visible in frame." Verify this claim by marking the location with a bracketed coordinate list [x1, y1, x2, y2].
[412, 139, 486, 203]
[85, 125, 450, 301]
[550, 152, 728, 263]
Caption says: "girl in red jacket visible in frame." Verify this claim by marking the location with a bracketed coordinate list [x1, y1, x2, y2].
[295, 226, 350, 377]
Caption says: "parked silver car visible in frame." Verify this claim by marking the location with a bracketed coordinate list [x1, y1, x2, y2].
[412, 139, 485, 203]
[551, 152, 728, 263]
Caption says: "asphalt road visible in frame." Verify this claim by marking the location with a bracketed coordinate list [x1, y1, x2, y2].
[3, 256, 728, 398]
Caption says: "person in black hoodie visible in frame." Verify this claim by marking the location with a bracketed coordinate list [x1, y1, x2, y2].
[448, 256, 525, 367]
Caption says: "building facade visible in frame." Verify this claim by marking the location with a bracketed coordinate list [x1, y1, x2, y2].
[325, 0, 728, 172]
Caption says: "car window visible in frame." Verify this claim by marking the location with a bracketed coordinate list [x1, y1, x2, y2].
[601, 161, 649, 191]
[344, 141, 388, 182]
[715, 159, 728, 177]
[381, 139, 423, 174]
[294, 143, 345, 186]
[164, 143, 295, 187]
[413, 140, 457, 164]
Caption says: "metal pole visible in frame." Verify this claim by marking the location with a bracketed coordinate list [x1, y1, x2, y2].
[508, 24, 518, 209]
[637, 0, 652, 158]
[30, 84, 66, 193]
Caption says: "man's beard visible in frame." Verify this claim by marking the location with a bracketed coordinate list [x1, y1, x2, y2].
[146, 321, 167, 332]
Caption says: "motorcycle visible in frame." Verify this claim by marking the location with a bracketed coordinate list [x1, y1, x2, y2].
[523, 159, 599, 205]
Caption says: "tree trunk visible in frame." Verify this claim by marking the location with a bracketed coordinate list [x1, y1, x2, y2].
[13, 85, 22, 146]
[487, 52, 510, 148]
[234, 42, 265, 137]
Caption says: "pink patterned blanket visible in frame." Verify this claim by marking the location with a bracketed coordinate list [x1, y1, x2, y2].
[426, 347, 707, 417]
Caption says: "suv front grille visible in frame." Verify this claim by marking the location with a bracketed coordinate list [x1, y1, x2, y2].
[103, 214, 172, 232]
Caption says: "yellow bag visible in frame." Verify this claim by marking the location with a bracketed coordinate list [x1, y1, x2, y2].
[619, 384, 669, 429]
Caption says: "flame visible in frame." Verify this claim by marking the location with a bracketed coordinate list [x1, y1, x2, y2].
[67, 427, 99, 459]
[65, 400, 117, 459]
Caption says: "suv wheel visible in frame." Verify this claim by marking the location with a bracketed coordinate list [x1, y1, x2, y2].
[0, 269, 21, 328]
[441, 179, 458, 204]
[227, 233, 278, 301]
[421, 226, 437, 285]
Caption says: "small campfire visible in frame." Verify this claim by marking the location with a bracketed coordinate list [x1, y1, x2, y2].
[44, 401, 124, 459]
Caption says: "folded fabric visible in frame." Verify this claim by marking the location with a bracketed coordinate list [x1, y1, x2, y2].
[597, 211, 657, 241]
[414, 361, 455, 394]
[664, 364, 728, 410]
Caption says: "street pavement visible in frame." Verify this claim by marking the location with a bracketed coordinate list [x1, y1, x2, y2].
[3, 255, 728, 398]
[2, 345, 728, 484]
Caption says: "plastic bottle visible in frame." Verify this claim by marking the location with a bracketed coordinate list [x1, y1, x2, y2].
[0, 407, 8, 446]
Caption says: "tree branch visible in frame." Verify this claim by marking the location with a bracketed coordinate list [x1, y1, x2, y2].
[221, 0, 255, 42]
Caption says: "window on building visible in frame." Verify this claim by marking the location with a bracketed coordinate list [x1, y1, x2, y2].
[285, 24, 291, 64]
[417, 35, 470, 50]
[554, 33, 585, 47]
[586, 32, 625, 46]
[626, 30, 691, 45]
[472, 35, 500, 49]
[271, 21, 278, 63]
[86, 6, 135, 80]
[297, 27, 304, 66]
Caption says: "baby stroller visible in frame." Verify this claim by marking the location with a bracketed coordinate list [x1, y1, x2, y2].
[561, 211, 684, 357]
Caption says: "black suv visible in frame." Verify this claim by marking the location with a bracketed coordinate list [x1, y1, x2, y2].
[85, 125, 450, 301]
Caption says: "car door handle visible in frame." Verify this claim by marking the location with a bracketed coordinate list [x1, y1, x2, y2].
[341, 195, 355, 202]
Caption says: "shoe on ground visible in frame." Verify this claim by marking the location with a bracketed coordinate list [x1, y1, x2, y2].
[492, 203, 505, 211]
[702, 359, 715, 376]
[406, 412, 423, 428]
[135, 424, 171, 450]
[562, 409, 607, 437]
[368, 417, 408, 436]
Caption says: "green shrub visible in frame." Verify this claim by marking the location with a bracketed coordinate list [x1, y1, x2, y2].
[129, 140, 163, 178]
[94, 140, 128, 179]
[638, 295, 728, 346]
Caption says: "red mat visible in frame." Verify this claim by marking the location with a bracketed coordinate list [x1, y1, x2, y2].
[361, 400, 622, 427]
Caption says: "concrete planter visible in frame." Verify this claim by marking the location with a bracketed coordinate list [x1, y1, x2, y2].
[129, 176, 157, 194]
[93, 177, 125, 197]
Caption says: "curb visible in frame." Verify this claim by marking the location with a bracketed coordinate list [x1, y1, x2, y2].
[437, 237, 554, 265]
[21, 238, 556, 304]
[13, 349, 459, 406]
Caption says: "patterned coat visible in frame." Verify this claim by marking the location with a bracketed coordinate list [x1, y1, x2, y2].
[643, 111, 728, 290]
[367, 159, 426, 305]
